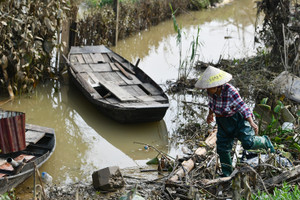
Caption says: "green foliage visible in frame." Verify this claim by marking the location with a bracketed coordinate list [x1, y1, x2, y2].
[100, 0, 114, 7]
[0, 191, 15, 200]
[146, 156, 159, 165]
[252, 182, 300, 200]
[254, 97, 283, 136]
[254, 97, 300, 156]
[84, 0, 101, 8]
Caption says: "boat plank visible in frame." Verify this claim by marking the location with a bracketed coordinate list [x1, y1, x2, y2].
[152, 95, 168, 101]
[70, 55, 78, 63]
[71, 64, 92, 73]
[109, 54, 136, 74]
[114, 62, 132, 80]
[96, 72, 126, 86]
[109, 63, 119, 71]
[25, 124, 54, 134]
[75, 54, 86, 64]
[77, 73, 101, 98]
[136, 95, 155, 102]
[140, 83, 162, 95]
[89, 63, 112, 72]
[97, 79, 136, 102]
[25, 130, 45, 146]
[70, 46, 111, 54]
[82, 54, 94, 64]
[105, 98, 120, 104]
[116, 72, 142, 85]
[122, 85, 147, 96]
[90, 53, 105, 63]
[87, 72, 100, 86]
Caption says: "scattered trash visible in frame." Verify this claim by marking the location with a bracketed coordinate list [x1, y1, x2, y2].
[282, 122, 294, 131]
[271, 71, 300, 103]
[41, 172, 53, 186]
[242, 151, 293, 168]
[119, 184, 145, 200]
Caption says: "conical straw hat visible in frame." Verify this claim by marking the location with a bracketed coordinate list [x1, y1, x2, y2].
[195, 66, 232, 89]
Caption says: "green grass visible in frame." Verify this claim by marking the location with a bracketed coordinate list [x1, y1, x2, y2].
[252, 182, 300, 200]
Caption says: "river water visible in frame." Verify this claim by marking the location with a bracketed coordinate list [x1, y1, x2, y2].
[1, 0, 258, 196]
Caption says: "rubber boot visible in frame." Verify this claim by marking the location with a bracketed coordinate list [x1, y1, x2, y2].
[218, 152, 233, 177]
[251, 135, 275, 153]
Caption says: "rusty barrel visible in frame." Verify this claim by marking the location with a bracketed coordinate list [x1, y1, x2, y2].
[0, 110, 26, 154]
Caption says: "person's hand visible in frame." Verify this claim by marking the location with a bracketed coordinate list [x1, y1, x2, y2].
[246, 116, 259, 135]
[207, 113, 214, 124]
[250, 122, 258, 135]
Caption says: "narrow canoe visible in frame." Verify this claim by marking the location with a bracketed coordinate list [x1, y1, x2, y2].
[0, 123, 56, 194]
[66, 45, 169, 123]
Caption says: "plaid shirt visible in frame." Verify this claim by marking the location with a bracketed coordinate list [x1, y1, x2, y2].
[208, 83, 252, 119]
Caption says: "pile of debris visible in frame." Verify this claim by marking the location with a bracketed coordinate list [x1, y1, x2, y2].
[46, 128, 299, 200]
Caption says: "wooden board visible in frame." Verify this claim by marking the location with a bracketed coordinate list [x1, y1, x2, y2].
[109, 63, 119, 71]
[70, 45, 111, 54]
[95, 72, 127, 86]
[152, 95, 168, 101]
[75, 54, 86, 64]
[97, 79, 136, 102]
[121, 85, 147, 96]
[88, 72, 100, 85]
[25, 130, 45, 146]
[71, 64, 92, 73]
[77, 73, 101, 97]
[69, 55, 78, 63]
[90, 53, 105, 63]
[89, 63, 112, 72]
[25, 124, 54, 134]
[105, 98, 120, 104]
[136, 95, 155, 102]
[82, 54, 94, 64]
[116, 72, 142, 85]
[140, 83, 162, 95]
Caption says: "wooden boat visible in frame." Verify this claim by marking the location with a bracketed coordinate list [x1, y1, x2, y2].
[0, 119, 56, 194]
[66, 45, 169, 123]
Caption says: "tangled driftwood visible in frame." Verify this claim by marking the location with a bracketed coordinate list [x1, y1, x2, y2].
[142, 128, 300, 199]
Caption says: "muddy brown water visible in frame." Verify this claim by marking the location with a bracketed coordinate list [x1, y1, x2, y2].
[0, 0, 258, 197]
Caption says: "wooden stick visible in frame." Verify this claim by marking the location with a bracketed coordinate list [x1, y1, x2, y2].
[135, 58, 140, 68]
[111, 56, 136, 74]
[114, 62, 133, 80]
[34, 163, 47, 200]
[169, 129, 217, 182]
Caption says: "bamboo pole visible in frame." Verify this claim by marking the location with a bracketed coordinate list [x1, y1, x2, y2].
[114, 0, 119, 46]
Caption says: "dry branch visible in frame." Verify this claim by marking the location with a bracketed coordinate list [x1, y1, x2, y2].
[169, 129, 217, 182]
[260, 164, 300, 190]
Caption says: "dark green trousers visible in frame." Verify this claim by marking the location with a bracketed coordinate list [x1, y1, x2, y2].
[216, 112, 254, 177]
